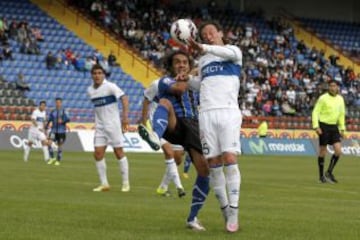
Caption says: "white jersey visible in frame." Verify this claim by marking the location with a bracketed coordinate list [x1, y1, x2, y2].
[197, 44, 242, 112]
[144, 79, 160, 102]
[87, 79, 125, 130]
[30, 108, 46, 131]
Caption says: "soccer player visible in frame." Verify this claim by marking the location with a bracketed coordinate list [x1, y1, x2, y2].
[87, 64, 130, 192]
[312, 80, 346, 183]
[46, 97, 70, 166]
[23, 101, 51, 162]
[189, 20, 243, 233]
[140, 79, 185, 197]
[138, 50, 209, 231]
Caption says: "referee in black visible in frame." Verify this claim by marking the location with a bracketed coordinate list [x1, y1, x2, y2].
[312, 80, 346, 183]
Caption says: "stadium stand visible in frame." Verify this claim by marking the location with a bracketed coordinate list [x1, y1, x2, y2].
[0, 0, 144, 123]
[68, 0, 360, 129]
[299, 17, 360, 60]
[0, 0, 359, 129]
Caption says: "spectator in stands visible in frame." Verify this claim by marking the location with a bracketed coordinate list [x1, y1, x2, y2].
[281, 99, 295, 115]
[16, 73, 30, 93]
[29, 37, 40, 55]
[107, 50, 119, 67]
[328, 54, 340, 67]
[93, 49, 103, 63]
[73, 54, 86, 72]
[0, 28, 8, 45]
[56, 49, 68, 68]
[17, 22, 28, 44]
[2, 43, 13, 60]
[31, 26, 44, 41]
[271, 99, 282, 116]
[46, 51, 57, 69]
[84, 56, 96, 71]
[8, 20, 17, 39]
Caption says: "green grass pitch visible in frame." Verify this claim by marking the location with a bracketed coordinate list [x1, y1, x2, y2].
[0, 150, 359, 240]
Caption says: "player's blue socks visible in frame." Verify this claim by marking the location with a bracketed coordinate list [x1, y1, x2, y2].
[187, 175, 209, 222]
[184, 153, 192, 173]
[57, 148, 63, 161]
[48, 146, 54, 158]
[152, 105, 169, 138]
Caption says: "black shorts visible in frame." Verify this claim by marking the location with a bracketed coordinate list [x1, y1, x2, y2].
[163, 118, 202, 154]
[49, 132, 66, 144]
[318, 122, 341, 146]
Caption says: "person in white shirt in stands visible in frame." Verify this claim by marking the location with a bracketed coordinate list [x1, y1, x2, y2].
[189, 20, 242, 233]
[87, 64, 130, 192]
[140, 78, 185, 197]
[23, 100, 50, 162]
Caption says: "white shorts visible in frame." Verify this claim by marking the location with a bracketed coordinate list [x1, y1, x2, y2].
[199, 108, 242, 158]
[94, 127, 124, 148]
[28, 127, 47, 143]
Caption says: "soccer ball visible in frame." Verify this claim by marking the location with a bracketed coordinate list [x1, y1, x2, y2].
[170, 19, 198, 45]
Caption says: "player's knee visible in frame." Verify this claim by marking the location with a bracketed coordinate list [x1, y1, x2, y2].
[158, 98, 172, 109]
[94, 151, 104, 160]
[222, 152, 237, 165]
[334, 145, 342, 156]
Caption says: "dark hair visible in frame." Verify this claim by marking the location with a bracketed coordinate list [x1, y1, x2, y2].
[55, 97, 62, 101]
[39, 100, 46, 105]
[198, 20, 224, 42]
[164, 50, 193, 76]
[328, 79, 340, 86]
[91, 64, 105, 74]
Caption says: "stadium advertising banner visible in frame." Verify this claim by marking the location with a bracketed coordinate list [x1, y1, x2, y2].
[242, 138, 316, 156]
[1, 121, 360, 140]
[311, 139, 360, 156]
[0, 130, 83, 151]
[74, 130, 156, 153]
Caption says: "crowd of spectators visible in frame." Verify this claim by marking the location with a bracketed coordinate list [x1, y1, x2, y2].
[45, 47, 118, 77]
[0, 16, 44, 61]
[68, 0, 360, 119]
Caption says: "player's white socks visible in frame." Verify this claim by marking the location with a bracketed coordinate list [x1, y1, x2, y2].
[159, 170, 171, 190]
[118, 156, 129, 185]
[165, 158, 183, 189]
[96, 159, 109, 186]
[23, 143, 30, 162]
[42, 145, 49, 162]
[224, 164, 241, 208]
[209, 166, 229, 208]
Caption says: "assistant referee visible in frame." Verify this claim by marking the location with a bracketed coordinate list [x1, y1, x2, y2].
[312, 80, 346, 184]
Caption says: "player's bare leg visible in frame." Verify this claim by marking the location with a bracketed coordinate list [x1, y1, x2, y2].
[93, 146, 110, 192]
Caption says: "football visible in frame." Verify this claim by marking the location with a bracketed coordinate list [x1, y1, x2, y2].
[170, 19, 198, 45]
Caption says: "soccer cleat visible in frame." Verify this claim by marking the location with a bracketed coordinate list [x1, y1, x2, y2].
[226, 207, 239, 233]
[177, 187, 186, 198]
[325, 171, 338, 183]
[156, 187, 171, 197]
[47, 158, 56, 165]
[319, 175, 327, 183]
[121, 182, 130, 192]
[54, 161, 61, 166]
[186, 217, 206, 231]
[93, 185, 110, 192]
[138, 124, 161, 151]
[183, 173, 189, 179]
